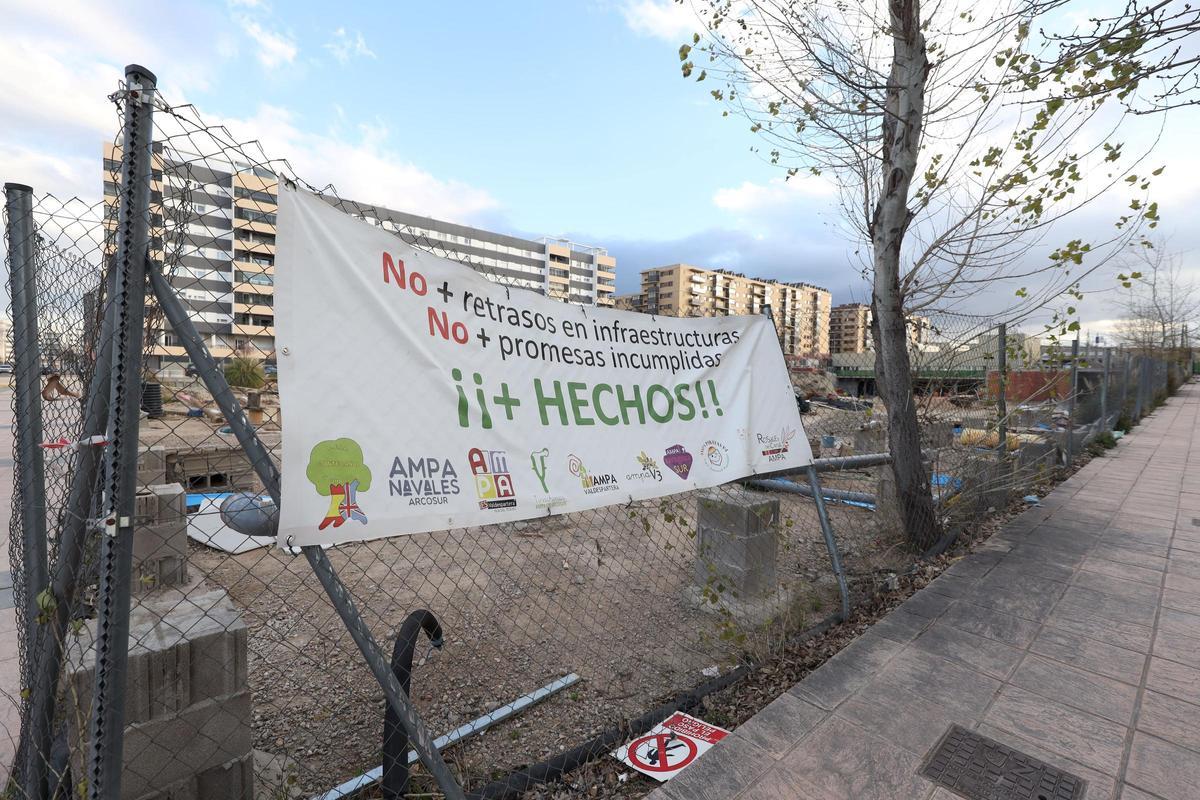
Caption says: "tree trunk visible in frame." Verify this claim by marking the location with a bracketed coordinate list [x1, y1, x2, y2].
[869, 0, 939, 551]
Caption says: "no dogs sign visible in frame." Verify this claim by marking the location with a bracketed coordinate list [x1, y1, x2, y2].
[613, 712, 730, 781]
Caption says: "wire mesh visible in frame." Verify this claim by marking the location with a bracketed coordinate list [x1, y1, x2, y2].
[0, 74, 1195, 800]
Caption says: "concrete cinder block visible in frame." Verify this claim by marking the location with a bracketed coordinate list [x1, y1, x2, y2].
[194, 753, 253, 800]
[132, 484, 189, 590]
[139, 445, 168, 487]
[694, 489, 779, 597]
[128, 753, 253, 800]
[69, 580, 249, 725]
[66, 580, 253, 799]
[120, 692, 253, 800]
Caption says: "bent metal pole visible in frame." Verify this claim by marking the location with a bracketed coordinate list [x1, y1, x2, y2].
[145, 259, 466, 800]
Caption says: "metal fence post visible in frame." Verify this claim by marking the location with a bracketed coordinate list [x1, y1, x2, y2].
[85, 64, 156, 800]
[996, 323, 1007, 453]
[19, 265, 119, 800]
[758, 305, 850, 621]
[805, 466, 851, 621]
[1065, 338, 1079, 466]
[1100, 345, 1110, 430]
[1120, 350, 1131, 423]
[4, 182, 49, 687]
[146, 262, 466, 799]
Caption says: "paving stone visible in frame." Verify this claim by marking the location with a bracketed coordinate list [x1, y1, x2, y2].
[971, 571, 1068, 622]
[789, 656, 875, 712]
[1073, 569, 1165, 603]
[1136, 691, 1200, 754]
[942, 552, 1004, 581]
[868, 608, 930, 644]
[774, 716, 931, 800]
[1155, 607, 1200, 640]
[1089, 543, 1169, 572]
[1055, 585, 1160, 629]
[924, 573, 976, 599]
[652, 732, 773, 800]
[896, 590, 956, 620]
[731, 693, 825, 758]
[1030, 625, 1148, 686]
[983, 685, 1129, 775]
[939, 600, 1042, 648]
[1081, 556, 1165, 587]
[1164, 571, 1200, 595]
[1152, 629, 1200, 669]
[834, 678, 978, 758]
[1126, 732, 1200, 800]
[987, 554, 1077, 585]
[1118, 785, 1169, 800]
[1042, 608, 1155, 652]
[909, 621, 1024, 680]
[877, 648, 1001, 717]
[734, 767, 822, 799]
[1008, 653, 1139, 725]
[1145, 656, 1200, 704]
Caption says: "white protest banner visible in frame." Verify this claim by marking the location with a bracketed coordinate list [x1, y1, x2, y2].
[275, 187, 812, 547]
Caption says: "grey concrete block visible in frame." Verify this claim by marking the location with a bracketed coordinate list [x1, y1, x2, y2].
[120, 692, 253, 800]
[195, 753, 254, 800]
[68, 580, 249, 726]
[139, 446, 168, 487]
[694, 489, 779, 597]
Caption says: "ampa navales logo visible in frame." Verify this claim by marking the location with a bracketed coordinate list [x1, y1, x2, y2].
[388, 456, 460, 506]
[306, 438, 371, 531]
[757, 427, 796, 463]
[568, 454, 621, 495]
[468, 447, 518, 509]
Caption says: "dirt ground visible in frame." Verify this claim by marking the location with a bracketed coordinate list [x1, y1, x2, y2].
[185, 481, 910, 797]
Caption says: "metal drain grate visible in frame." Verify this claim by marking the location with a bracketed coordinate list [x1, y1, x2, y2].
[920, 725, 1086, 800]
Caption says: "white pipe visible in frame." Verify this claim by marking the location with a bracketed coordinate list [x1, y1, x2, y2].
[310, 673, 580, 800]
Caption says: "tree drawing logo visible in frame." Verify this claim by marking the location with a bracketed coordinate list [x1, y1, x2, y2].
[307, 438, 372, 531]
[530, 448, 550, 492]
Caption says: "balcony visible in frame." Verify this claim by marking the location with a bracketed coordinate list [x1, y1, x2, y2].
[233, 323, 275, 338]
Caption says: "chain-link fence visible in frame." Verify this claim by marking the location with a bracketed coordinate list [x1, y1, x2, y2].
[2, 66, 1195, 800]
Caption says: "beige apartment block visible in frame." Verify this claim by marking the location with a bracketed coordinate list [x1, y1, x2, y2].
[104, 143, 615, 373]
[620, 264, 831, 358]
[830, 302, 929, 354]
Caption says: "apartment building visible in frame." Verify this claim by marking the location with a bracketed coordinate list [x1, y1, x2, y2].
[103, 143, 616, 369]
[830, 302, 929, 354]
[616, 264, 831, 358]
[830, 303, 871, 353]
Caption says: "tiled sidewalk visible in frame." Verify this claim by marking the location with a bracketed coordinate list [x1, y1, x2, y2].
[649, 382, 1200, 800]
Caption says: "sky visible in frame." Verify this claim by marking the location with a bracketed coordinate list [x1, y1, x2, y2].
[1, 0, 1198, 333]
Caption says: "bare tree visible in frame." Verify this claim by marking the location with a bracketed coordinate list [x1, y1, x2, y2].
[1114, 241, 1198, 350]
[1031, 0, 1200, 114]
[680, 0, 1159, 549]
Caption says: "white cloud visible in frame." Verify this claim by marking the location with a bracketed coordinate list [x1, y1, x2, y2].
[236, 16, 298, 69]
[215, 105, 500, 223]
[324, 28, 376, 64]
[713, 175, 837, 214]
[620, 0, 700, 43]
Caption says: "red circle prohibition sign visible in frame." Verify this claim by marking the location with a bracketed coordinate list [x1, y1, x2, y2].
[627, 731, 699, 773]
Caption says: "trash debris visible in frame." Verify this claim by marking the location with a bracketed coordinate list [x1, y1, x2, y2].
[701, 666, 720, 678]
[1023, 495, 1040, 505]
